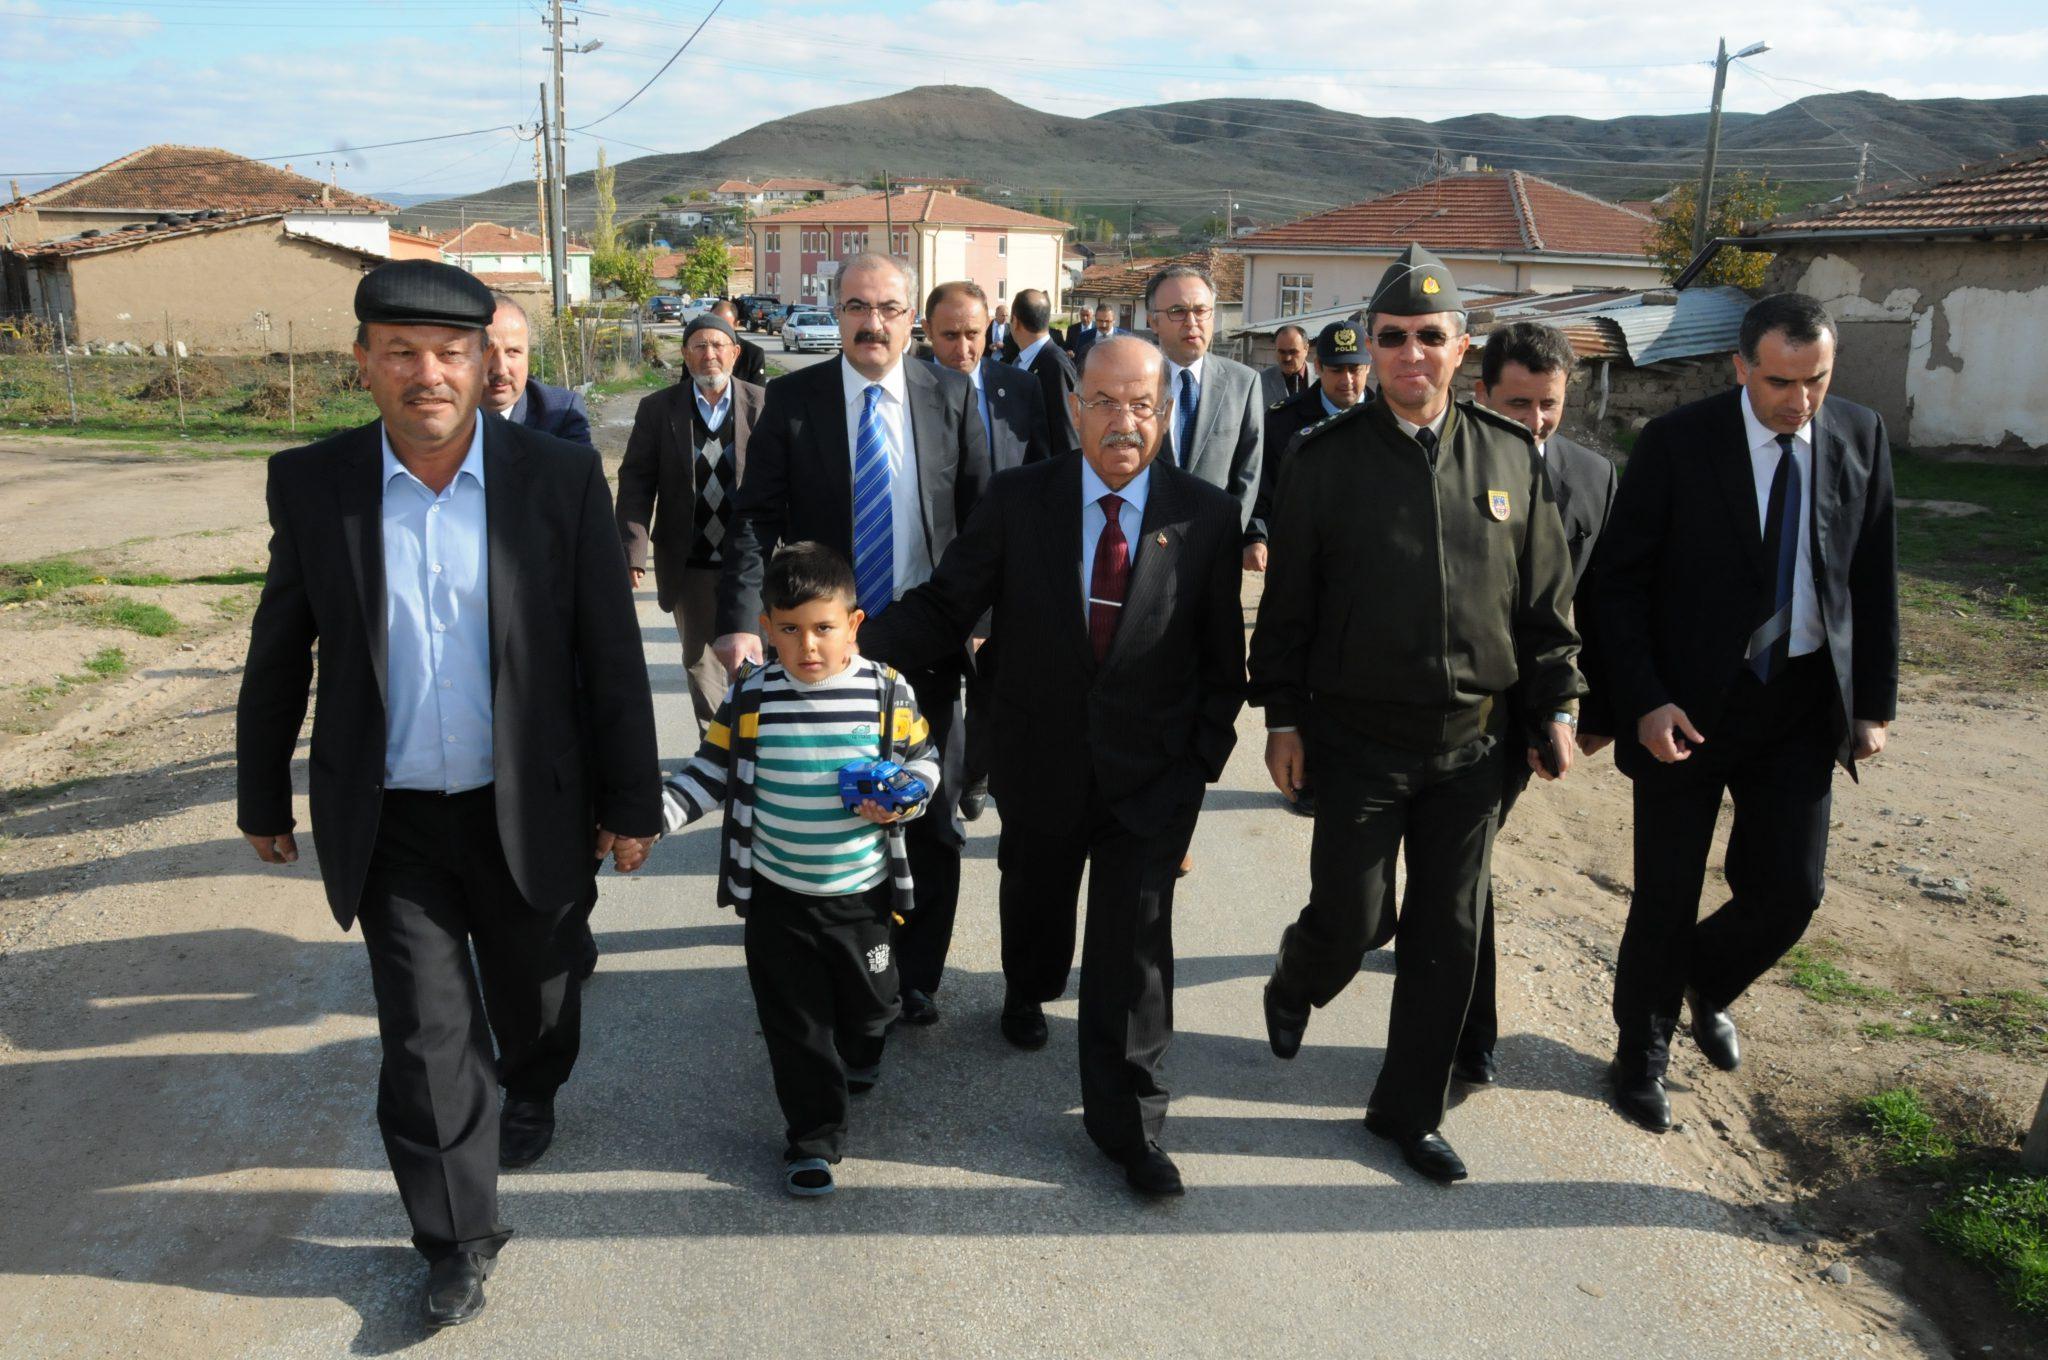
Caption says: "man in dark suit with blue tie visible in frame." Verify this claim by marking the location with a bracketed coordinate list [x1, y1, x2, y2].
[482, 295, 592, 447]
[1588, 292, 1897, 1133]
[1068, 304, 1128, 367]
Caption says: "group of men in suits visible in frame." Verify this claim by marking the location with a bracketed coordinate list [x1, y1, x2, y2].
[234, 241, 1897, 1323]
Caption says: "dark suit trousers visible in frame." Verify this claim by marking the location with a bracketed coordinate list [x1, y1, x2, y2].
[894, 663, 966, 995]
[1612, 653, 1836, 1067]
[998, 785, 1199, 1156]
[1273, 703, 1504, 1134]
[743, 878, 899, 1163]
[1461, 754, 1535, 1058]
[355, 787, 582, 1262]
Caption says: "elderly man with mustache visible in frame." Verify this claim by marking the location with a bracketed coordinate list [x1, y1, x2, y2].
[859, 336, 1247, 1197]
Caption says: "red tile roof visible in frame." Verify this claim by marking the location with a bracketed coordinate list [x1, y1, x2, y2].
[758, 177, 853, 193]
[1236, 171, 1654, 258]
[6, 211, 389, 261]
[715, 180, 762, 194]
[1749, 142, 2048, 235]
[1072, 249, 1244, 304]
[7, 145, 392, 216]
[439, 221, 591, 256]
[754, 190, 1068, 232]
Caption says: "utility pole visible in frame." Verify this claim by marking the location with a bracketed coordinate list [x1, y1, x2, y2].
[1691, 37, 1770, 256]
[547, 0, 571, 315]
[534, 83, 552, 248]
[1855, 142, 1871, 195]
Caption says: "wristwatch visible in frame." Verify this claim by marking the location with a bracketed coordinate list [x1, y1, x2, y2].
[1547, 710, 1578, 728]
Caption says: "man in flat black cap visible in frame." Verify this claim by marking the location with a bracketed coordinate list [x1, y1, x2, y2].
[1251, 244, 1584, 1183]
[235, 258, 661, 1327]
[615, 310, 767, 733]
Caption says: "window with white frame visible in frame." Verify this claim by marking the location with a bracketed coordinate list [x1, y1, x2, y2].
[766, 229, 781, 253]
[997, 279, 1007, 298]
[891, 229, 909, 256]
[997, 235, 1007, 256]
[1278, 273, 1314, 317]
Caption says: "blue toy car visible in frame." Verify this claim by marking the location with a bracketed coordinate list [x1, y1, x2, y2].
[838, 758, 929, 815]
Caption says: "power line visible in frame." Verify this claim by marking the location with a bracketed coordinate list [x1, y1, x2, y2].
[572, 0, 724, 130]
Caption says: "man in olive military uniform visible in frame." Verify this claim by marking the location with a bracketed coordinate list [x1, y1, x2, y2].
[1250, 244, 1585, 1183]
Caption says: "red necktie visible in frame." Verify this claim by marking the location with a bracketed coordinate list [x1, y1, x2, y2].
[1089, 493, 1130, 662]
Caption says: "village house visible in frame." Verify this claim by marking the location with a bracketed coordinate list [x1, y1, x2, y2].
[1231, 168, 1663, 325]
[1068, 248, 1245, 334]
[1712, 142, 2048, 458]
[433, 222, 593, 304]
[747, 190, 1069, 314]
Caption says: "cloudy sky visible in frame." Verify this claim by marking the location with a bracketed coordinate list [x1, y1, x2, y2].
[4, 0, 2043, 202]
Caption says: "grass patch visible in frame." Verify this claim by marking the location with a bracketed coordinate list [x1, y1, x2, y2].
[1859, 1087, 1958, 1164]
[587, 367, 667, 397]
[0, 558, 100, 603]
[1928, 1173, 2048, 1315]
[75, 597, 179, 637]
[1782, 939, 1895, 1004]
[1893, 451, 2048, 686]
[1905, 991, 2048, 1056]
[81, 646, 127, 677]
[186, 569, 265, 586]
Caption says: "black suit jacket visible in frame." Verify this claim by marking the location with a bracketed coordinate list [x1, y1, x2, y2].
[1588, 388, 1897, 774]
[1023, 338, 1081, 460]
[1068, 325, 1127, 366]
[734, 337, 768, 388]
[1543, 433, 1618, 583]
[513, 378, 592, 447]
[859, 455, 1246, 841]
[716, 357, 993, 637]
[977, 358, 1053, 472]
[235, 417, 662, 928]
[615, 378, 767, 611]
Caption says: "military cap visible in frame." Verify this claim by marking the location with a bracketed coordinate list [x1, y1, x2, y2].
[1315, 319, 1370, 366]
[353, 259, 496, 330]
[683, 312, 739, 345]
[1366, 243, 1463, 318]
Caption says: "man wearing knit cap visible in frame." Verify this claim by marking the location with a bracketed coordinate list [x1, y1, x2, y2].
[1249, 243, 1585, 1183]
[235, 259, 661, 1327]
[616, 309, 767, 734]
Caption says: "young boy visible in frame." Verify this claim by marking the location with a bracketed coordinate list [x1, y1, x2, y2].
[658, 541, 940, 1197]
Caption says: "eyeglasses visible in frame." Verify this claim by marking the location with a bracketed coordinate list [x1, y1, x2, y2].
[1158, 305, 1213, 324]
[1372, 326, 1455, 350]
[1077, 396, 1159, 421]
[838, 300, 910, 321]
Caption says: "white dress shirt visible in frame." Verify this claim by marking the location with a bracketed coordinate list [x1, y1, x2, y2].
[839, 357, 931, 597]
[1739, 388, 1823, 657]
[1080, 458, 1151, 618]
[1015, 333, 1051, 371]
[1390, 404, 1450, 442]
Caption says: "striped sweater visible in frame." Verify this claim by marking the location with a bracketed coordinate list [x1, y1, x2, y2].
[660, 657, 940, 916]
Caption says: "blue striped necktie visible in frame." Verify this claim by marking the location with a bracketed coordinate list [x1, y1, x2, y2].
[1175, 367, 1198, 469]
[852, 383, 896, 616]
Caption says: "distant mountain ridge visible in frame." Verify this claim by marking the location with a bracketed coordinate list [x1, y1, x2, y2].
[405, 84, 2048, 233]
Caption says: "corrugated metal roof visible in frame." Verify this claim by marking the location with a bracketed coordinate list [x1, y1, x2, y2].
[1600, 286, 1750, 365]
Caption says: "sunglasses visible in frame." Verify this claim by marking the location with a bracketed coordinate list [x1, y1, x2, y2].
[1372, 327, 1455, 350]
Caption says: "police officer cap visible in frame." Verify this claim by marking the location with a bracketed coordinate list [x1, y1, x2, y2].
[353, 259, 496, 331]
[1367, 243, 1463, 317]
[683, 312, 738, 345]
[1315, 320, 1370, 366]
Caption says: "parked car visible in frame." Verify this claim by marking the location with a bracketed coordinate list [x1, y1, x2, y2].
[781, 310, 841, 353]
[735, 295, 782, 331]
[647, 295, 684, 322]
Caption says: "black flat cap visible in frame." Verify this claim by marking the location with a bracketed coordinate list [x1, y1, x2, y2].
[354, 259, 496, 330]
[1367, 243, 1463, 318]
[683, 312, 738, 344]
[1315, 319, 1370, 366]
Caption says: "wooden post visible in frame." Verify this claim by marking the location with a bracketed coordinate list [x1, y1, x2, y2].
[165, 311, 186, 430]
[286, 321, 297, 432]
[55, 314, 79, 425]
[2025, 1077, 2048, 1173]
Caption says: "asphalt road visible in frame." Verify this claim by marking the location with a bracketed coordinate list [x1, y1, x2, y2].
[0, 550, 1909, 1358]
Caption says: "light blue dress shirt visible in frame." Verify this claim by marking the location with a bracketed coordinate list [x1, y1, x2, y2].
[381, 419, 494, 792]
[1079, 459, 1151, 618]
[694, 384, 732, 432]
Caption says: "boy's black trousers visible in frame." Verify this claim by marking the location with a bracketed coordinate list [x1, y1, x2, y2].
[743, 877, 901, 1162]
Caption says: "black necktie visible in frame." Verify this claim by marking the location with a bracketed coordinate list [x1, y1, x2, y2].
[1748, 433, 1802, 682]
[1414, 425, 1438, 465]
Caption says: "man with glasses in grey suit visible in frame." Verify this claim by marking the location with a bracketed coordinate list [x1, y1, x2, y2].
[1145, 264, 1264, 556]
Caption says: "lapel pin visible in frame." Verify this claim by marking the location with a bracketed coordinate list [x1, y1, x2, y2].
[1155, 531, 1169, 547]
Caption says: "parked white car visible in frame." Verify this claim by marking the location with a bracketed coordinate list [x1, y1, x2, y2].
[780, 310, 840, 353]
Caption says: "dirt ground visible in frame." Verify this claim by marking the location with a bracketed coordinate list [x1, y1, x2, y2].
[1, 416, 2043, 1356]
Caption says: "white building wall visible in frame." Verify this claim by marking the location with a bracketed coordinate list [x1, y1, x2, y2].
[284, 214, 390, 256]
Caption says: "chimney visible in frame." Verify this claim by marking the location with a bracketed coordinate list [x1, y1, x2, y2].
[8, 179, 18, 201]
[1459, 155, 1479, 173]
[321, 183, 332, 207]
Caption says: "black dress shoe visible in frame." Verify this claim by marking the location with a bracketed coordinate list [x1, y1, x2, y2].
[1363, 1112, 1469, 1183]
[899, 988, 940, 1026]
[424, 1252, 493, 1328]
[1116, 1141, 1185, 1198]
[1451, 1049, 1498, 1085]
[574, 941, 599, 982]
[1263, 978, 1309, 1060]
[999, 995, 1048, 1050]
[1609, 1061, 1673, 1133]
[1687, 989, 1741, 1071]
[958, 782, 989, 822]
[499, 1096, 556, 1169]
